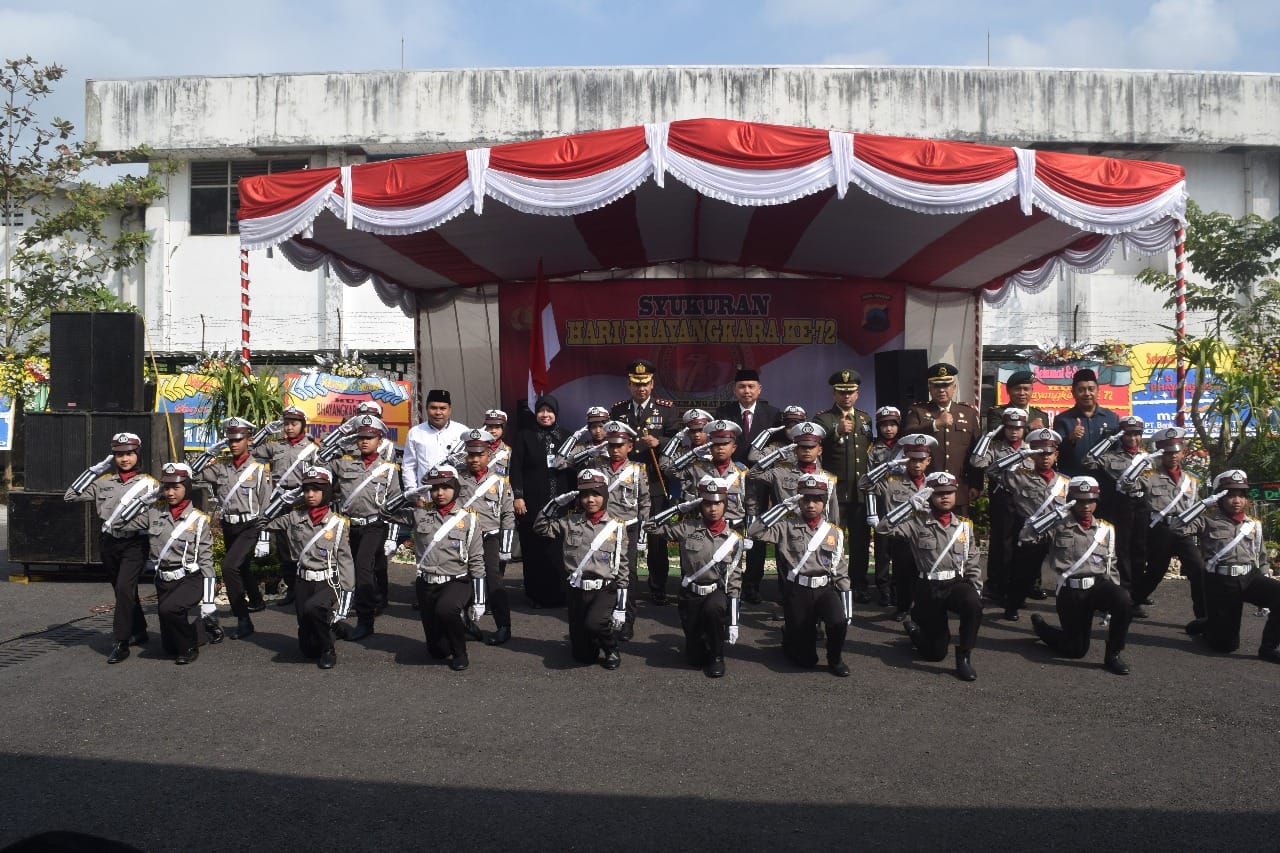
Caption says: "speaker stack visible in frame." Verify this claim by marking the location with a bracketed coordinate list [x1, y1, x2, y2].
[7, 312, 184, 573]
[873, 349, 929, 414]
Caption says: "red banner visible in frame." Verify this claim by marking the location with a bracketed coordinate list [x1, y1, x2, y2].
[499, 279, 905, 421]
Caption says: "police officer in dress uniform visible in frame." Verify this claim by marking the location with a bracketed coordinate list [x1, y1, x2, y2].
[747, 422, 840, 524]
[610, 359, 676, 605]
[861, 433, 937, 621]
[650, 476, 747, 678]
[968, 407, 1030, 605]
[1023, 476, 1134, 675]
[597, 420, 651, 640]
[327, 414, 402, 642]
[480, 409, 513, 476]
[457, 429, 516, 646]
[1173, 470, 1280, 664]
[533, 469, 631, 670]
[64, 432, 159, 663]
[550, 406, 612, 476]
[901, 362, 983, 518]
[408, 465, 487, 671]
[261, 466, 355, 669]
[877, 471, 984, 682]
[197, 417, 272, 641]
[1083, 414, 1151, 590]
[254, 405, 321, 607]
[815, 369, 874, 604]
[657, 408, 712, 488]
[984, 370, 1049, 432]
[747, 472, 853, 677]
[663, 419, 755, 530]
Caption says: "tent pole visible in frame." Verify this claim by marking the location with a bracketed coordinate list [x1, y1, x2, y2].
[239, 248, 252, 377]
[973, 291, 983, 407]
[413, 291, 424, 423]
[1174, 227, 1187, 427]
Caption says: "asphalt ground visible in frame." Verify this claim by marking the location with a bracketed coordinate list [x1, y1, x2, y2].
[1, 511, 1278, 852]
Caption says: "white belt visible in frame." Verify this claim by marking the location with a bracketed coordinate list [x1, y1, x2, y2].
[158, 566, 196, 582]
[920, 570, 958, 581]
[300, 568, 334, 582]
[579, 578, 606, 591]
[223, 513, 258, 525]
[1209, 564, 1252, 577]
[348, 516, 383, 527]
[794, 574, 830, 589]
[419, 572, 460, 584]
[688, 582, 718, 596]
[1065, 576, 1096, 590]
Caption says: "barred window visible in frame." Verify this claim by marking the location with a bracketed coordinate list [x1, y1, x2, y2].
[1, 205, 24, 228]
[190, 158, 309, 236]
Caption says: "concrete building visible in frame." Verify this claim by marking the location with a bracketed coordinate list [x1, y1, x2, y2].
[85, 66, 1280, 363]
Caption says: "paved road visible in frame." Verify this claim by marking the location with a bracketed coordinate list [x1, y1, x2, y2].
[1, 514, 1278, 851]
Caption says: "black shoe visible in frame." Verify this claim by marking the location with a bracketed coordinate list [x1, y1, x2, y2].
[1104, 653, 1131, 675]
[485, 626, 512, 646]
[878, 593, 893, 607]
[619, 623, 634, 642]
[602, 649, 622, 670]
[743, 589, 763, 605]
[247, 601, 266, 613]
[276, 592, 296, 608]
[854, 590, 873, 605]
[1259, 647, 1280, 664]
[204, 618, 225, 645]
[903, 620, 922, 649]
[448, 654, 470, 672]
[332, 621, 351, 642]
[348, 621, 375, 642]
[1139, 597, 1155, 606]
[1030, 613, 1051, 644]
[955, 649, 977, 681]
[175, 647, 199, 665]
[106, 643, 130, 664]
[651, 590, 669, 606]
[229, 617, 254, 640]
[464, 620, 485, 642]
[127, 631, 150, 647]
[1030, 588, 1050, 601]
[893, 609, 910, 623]
[828, 659, 851, 677]
[1131, 605, 1149, 619]
[1002, 608, 1020, 622]
[1185, 618, 1208, 636]
[318, 648, 337, 669]
[706, 657, 726, 678]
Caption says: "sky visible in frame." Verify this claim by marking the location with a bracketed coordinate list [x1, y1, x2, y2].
[2, 0, 1277, 140]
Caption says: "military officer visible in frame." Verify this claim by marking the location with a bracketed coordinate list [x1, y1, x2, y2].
[1173, 470, 1280, 663]
[64, 431, 159, 663]
[197, 417, 272, 640]
[815, 369, 874, 604]
[876, 471, 984, 682]
[610, 358, 676, 604]
[901, 361, 983, 517]
[254, 405, 321, 607]
[533, 469, 631, 670]
[1022, 476, 1134, 675]
[984, 370, 1048, 431]
[747, 473, 853, 676]
[457, 428, 517, 646]
[651, 476, 747, 678]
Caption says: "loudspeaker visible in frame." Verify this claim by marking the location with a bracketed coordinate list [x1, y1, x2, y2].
[49, 312, 145, 412]
[874, 349, 930, 414]
[23, 412, 184, 491]
[6, 491, 100, 565]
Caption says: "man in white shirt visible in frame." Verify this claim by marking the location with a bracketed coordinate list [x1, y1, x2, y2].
[401, 389, 470, 491]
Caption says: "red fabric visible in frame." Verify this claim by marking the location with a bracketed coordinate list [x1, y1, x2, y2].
[118, 470, 138, 482]
[362, 452, 379, 467]
[232, 453, 251, 469]
[436, 501, 456, 515]
[586, 509, 607, 525]
[932, 511, 952, 526]
[888, 203, 1050, 284]
[1079, 515, 1094, 529]
[1229, 511, 1246, 524]
[1035, 150, 1185, 207]
[489, 126, 647, 179]
[309, 506, 329, 525]
[798, 463, 817, 474]
[1010, 439, 1023, 450]
[806, 516, 823, 530]
[1167, 466, 1182, 481]
[169, 500, 191, 521]
[1038, 469, 1056, 483]
[855, 135, 1016, 185]
[529, 260, 551, 396]
[343, 152, 469, 206]
[668, 119, 831, 171]
[911, 476, 925, 489]
[610, 459, 626, 473]
[471, 467, 489, 480]
[715, 461, 732, 476]
[707, 518, 727, 537]
[287, 434, 307, 446]
[238, 168, 339, 220]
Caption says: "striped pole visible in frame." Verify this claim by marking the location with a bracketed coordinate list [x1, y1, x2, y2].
[973, 291, 983, 406]
[1174, 227, 1187, 427]
[239, 248, 252, 377]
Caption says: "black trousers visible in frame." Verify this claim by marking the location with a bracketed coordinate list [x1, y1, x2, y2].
[678, 588, 728, 665]
[985, 489, 1016, 598]
[1202, 570, 1280, 654]
[1006, 537, 1050, 613]
[220, 520, 263, 618]
[480, 533, 511, 629]
[840, 500, 875, 594]
[891, 540, 917, 615]
[742, 482, 772, 599]
[518, 519, 565, 607]
[295, 577, 337, 659]
[99, 533, 149, 642]
[273, 531, 297, 593]
[416, 577, 471, 659]
[623, 525, 640, 629]
[349, 522, 388, 623]
[567, 583, 620, 663]
[910, 578, 982, 659]
[1108, 495, 1149, 589]
[780, 579, 848, 667]
[155, 571, 203, 654]
[1037, 577, 1132, 658]
[646, 485, 671, 597]
[1138, 523, 1205, 617]
[873, 528, 893, 601]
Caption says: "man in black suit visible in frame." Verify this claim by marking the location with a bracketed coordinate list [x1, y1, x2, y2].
[609, 358, 677, 605]
[715, 368, 782, 603]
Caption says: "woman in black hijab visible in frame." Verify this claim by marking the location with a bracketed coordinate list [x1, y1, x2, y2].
[510, 395, 571, 607]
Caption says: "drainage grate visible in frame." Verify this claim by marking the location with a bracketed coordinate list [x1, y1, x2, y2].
[0, 614, 114, 669]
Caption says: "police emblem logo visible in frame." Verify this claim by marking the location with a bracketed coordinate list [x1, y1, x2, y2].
[324, 530, 335, 540]
[456, 518, 466, 528]
[825, 534, 837, 547]
[840, 370, 851, 383]
[939, 366, 950, 377]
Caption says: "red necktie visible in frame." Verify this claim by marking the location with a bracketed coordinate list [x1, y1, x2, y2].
[742, 409, 751, 436]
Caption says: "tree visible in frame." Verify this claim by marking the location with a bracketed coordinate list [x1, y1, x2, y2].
[1138, 199, 1280, 475]
[1, 56, 170, 492]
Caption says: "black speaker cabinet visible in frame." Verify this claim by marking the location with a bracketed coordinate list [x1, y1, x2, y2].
[23, 412, 184, 491]
[49, 312, 145, 412]
[6, 491, 101, 565]
[874, 349, 930, 414]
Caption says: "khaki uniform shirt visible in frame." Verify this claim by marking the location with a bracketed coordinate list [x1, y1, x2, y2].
[533, 509, 630, 587]
[64, 472, 159, 536]
[877, 511, 982, 589]
[410, 505, 485, 580]
[329, 455, 402, 521]
[264, 507, 355, 591]
[747, 462, 841, 525]
[661, 519, 746, 597]
[201, 456, 272, 519]
[746, 513, 851, 592]
[457, 470, 516, 535]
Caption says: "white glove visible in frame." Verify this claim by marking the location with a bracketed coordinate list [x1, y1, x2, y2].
[469, 604, 486, 623]
[200, 602, 217, 618]
[743, 538, 754, 551]
[728, 625, 739, 645]
[636, 536, 647, 553]
[867, 515, 880, 527]
[498, 551, 512, 562]
[383, 539, 397, 556]
[610, 609, 627, 630]
[90, 454, 115, 474]
[908, 487, 934, 511]
[253, 537, 271, 559]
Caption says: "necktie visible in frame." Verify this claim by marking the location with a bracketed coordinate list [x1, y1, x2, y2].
[742, 409, 752, 436]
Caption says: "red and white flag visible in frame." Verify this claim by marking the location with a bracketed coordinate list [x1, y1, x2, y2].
[527, 261, 560, 404]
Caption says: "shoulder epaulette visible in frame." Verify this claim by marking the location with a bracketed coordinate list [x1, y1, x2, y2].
[654, 397, 675, 407]
[611, 400, 629, 409]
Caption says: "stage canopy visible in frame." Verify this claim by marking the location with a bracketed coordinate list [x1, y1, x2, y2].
[237, 118, 1187, 314]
